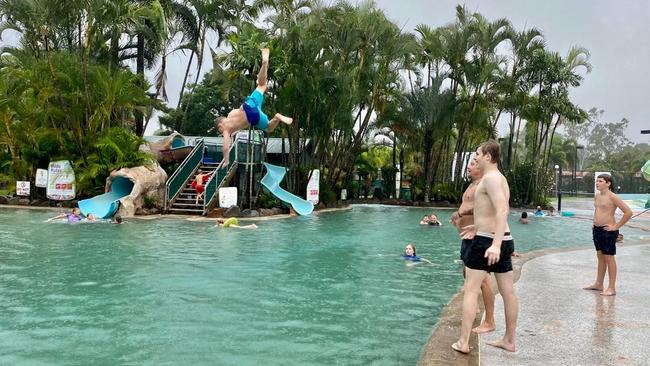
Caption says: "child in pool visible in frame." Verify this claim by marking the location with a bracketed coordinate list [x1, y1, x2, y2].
[519, 211, 528, 224]
[403, 244, 432, 265]
[215, 217, 258, 229]
[48, 208, 84, 223]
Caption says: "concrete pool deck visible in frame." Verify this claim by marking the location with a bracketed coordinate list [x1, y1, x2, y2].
[419, 196, 650, 366]
[479, 242, 650, 366]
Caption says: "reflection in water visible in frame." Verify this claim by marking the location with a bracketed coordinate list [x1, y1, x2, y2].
[592, 294, 616, 348]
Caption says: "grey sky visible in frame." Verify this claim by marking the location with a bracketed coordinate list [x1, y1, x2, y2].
[371, 0, 650, 143]
[1, 1, 647, 141]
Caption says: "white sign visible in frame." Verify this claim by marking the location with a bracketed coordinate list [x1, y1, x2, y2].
[16, 181, 30, 196]
[341, 189, 347, 201]
[594, 171, 611, 195]
[47, 160, 76, 200]
[35, 169, 48, 188]
[219, 187, 238, 208]
[306, 169, 320, 204]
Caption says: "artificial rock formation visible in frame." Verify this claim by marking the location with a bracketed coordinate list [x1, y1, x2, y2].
[107, 161, 168, 217]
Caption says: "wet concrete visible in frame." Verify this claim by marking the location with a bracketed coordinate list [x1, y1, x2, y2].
[481, 243, 650, 366]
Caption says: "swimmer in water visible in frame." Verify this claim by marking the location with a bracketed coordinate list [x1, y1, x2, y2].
[403, 244, 432, 265]
[215, 217, 258, 229]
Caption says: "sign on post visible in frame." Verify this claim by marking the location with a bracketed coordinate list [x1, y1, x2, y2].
[47, 160, 76, 200]
[306, 169, 320, 204]
[35, 169, 48, 188]
[219, 187, 238, 208]
[16, 181, 30, 196]
[341, 189, 347, 201]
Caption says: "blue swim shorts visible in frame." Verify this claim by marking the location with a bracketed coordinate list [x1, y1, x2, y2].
[243, 90, 269, 131]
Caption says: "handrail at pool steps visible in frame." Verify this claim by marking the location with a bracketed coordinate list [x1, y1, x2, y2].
[203, 138, 239, 214]
[164, 138, 204, 211]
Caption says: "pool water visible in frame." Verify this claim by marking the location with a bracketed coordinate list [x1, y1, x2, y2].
[0, 206, 646, 365]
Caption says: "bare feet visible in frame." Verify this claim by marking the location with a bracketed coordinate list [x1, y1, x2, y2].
[472, 322, 496, 334]
[486, 339, 516, 352]
[583, 284, 603, 291]
[600, 289, 616, 296]
[451, 341, 472, 354]
[275, 113, 293, 125]
[261, 48, 270, 62]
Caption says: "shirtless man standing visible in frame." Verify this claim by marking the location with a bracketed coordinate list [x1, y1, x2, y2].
[452, 140, 518, 354]
[215, 48, 293, 164]
[583, 174, 632, 296]
[451, 158, 496, 335]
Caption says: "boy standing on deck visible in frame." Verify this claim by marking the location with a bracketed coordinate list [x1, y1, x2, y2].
[583, 174, 632, 296]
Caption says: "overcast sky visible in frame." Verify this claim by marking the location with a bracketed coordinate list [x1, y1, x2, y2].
[371, 0, 650, 143]
[1, 1, 647, 142]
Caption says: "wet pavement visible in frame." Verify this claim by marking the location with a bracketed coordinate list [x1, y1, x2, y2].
[480, 243, 650, 366]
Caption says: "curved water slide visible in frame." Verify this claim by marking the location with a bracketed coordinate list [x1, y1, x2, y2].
[260, 163, 314, 216]
[78, 176, 134, 219]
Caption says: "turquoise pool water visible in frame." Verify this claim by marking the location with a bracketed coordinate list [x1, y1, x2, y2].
[1, 206, 647, 365]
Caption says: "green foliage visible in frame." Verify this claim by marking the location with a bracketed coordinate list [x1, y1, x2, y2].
[143, 195, 157, 209]
[430, 183, 458, 202]
[319, 182, 338, 205]
[75, 128, 153, 195]
[256, 190, 282, 209]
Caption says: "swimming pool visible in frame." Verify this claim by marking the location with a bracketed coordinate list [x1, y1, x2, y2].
[0, 206, 647, 365]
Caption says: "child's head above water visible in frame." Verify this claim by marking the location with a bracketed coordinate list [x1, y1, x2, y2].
[404, 244, 416, 256]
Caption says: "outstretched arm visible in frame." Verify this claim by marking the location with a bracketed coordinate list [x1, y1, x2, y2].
[222, 132, 231, 165]
[47, 214, 67, 222]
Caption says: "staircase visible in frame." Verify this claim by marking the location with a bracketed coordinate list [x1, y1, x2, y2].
[168, 162, 221, 214]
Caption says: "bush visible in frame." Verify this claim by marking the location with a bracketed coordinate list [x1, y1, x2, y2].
[320, 182, 337, 205]
[431, 183, 458, 202]
[256, 190, 282, 209]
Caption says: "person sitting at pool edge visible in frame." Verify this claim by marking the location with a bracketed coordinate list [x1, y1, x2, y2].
[215, 217, 258, 229]
[215, 48, 293, 165]
[519, 211, 528, 224]
[403, 244, 432, 265]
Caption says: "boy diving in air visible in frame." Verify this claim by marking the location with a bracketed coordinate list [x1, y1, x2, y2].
[215, 48, 293, 165]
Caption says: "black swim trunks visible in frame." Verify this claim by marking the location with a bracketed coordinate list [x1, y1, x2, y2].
[460, 239, 472, 262]
[593, 225, 618, 255]
[464, 232, 515, 273]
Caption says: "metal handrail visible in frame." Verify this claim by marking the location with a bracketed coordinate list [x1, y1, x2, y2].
[203, 138, 238, 214]
[164, 138, 204, 211]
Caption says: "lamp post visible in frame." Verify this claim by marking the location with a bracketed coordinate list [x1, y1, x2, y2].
[573, 145, 584, 196]
[555, 164, 562, 212]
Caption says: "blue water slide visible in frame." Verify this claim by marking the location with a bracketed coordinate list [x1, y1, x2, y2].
[78, 176, 134, 219]
[261, 163, 314, 216]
